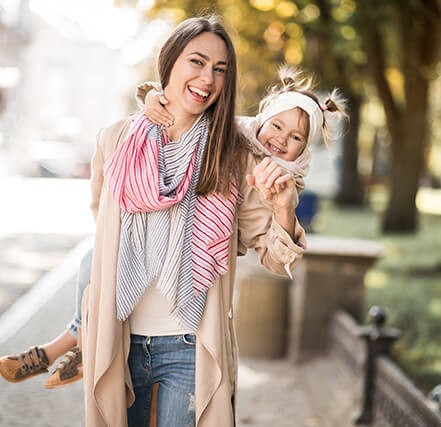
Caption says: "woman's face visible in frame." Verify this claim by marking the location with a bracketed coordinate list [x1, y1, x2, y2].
[257, 108, 309, 161]
[164, 32, 228, 118]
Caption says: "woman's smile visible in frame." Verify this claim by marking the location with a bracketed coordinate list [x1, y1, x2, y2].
[187, 85, 211, 103]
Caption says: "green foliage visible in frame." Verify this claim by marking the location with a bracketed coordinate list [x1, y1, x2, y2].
[366, 275, 441, 391]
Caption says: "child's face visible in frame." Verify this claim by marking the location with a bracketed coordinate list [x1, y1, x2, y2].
[257, 107, 309, 161]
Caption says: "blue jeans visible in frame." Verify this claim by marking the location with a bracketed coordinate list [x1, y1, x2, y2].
[127, 334, 196, 427]
[66, 248, 93, 339]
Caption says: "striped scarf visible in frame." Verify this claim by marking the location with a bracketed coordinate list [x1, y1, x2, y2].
[104, 111, 237, 331]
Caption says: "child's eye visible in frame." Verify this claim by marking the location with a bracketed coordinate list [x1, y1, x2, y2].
[272, 122, 281, 131]
[190, 58, 204, 66]
[290, 135, 303, 142]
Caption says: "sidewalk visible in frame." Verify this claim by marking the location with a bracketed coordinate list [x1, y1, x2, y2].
[0, 177, 91, 426]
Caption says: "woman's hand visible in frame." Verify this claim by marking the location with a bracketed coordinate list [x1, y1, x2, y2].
[143, 90, 175, 127]
[246, 157, 297, 209]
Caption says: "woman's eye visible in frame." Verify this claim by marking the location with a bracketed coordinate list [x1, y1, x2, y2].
[214, 67, 226, 74]
[190, 59, 204, 66]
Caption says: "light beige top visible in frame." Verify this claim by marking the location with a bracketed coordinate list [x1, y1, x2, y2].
[130, 286, 190, 336]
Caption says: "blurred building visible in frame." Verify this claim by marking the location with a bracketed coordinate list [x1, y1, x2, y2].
[0, 0, 30, 160]
[0, 1, 143, 178]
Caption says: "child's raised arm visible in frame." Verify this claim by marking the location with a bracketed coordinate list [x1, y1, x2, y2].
[135, 82, 175, 127]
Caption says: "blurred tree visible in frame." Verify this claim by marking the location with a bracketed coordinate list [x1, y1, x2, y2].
[300, 0, 365, 206]
[296, 0, 441, 230]
[356, 0, 441, 232]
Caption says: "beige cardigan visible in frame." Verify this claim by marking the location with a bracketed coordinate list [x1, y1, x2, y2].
[82, 117, 306, 426]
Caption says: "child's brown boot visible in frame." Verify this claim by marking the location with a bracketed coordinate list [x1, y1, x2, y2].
[0, 346, 50, 382]
[44, 347, 82, 389]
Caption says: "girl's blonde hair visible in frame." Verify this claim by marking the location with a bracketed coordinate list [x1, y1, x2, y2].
[259, 65, 349, 145]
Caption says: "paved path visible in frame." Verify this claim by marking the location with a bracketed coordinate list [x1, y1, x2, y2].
[0, 177, 90, 426]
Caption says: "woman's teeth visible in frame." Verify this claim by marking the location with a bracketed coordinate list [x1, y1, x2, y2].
[189, 86, 209, 99]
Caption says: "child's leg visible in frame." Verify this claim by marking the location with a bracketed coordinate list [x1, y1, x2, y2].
[42, 330, 77, 365]
[44, 248, 92, 389]
[65, 247, 93, 344]
[41, 247, 92, 363]
[0, 247, 93, 384]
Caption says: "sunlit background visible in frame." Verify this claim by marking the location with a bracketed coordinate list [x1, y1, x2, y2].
[0, 0, 172, 180]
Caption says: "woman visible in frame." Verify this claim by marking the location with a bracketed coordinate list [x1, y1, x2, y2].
[83, 15, 306, 427]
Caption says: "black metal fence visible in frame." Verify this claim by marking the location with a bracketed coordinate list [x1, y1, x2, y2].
[330, 309, 441, 427]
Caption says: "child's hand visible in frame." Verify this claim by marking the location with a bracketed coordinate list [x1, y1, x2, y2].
[246, 157, 298, 208]
[143, 91, 174, 127]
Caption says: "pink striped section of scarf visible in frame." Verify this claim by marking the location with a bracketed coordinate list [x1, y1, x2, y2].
[192, 182, 240, 293]
[104, 112, 196, 213]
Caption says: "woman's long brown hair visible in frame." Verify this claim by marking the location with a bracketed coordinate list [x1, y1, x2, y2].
[157, 16, 246, 196]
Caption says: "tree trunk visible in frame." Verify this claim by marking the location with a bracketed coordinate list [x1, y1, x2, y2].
[381, 0, 438, 232]
[382, 87, 428, 232]
[335, 93, 364, 206]
[358, 0, 440, 233]
[383, 130, 421, 232]
[303, 30, 365, 207]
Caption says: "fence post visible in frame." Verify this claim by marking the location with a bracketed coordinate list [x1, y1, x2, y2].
[355, 306, 401, 425]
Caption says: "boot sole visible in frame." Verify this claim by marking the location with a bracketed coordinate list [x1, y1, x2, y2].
[0, 364, 47, 383]
[44, 366, 83, 389]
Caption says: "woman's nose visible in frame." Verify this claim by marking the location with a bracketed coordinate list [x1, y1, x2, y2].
[200, 66, 214, 84]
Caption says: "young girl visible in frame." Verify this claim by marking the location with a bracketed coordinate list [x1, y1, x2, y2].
[0, 68, 345, 400]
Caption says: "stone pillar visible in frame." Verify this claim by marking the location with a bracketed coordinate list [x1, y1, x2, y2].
[288, 235, 382, 363]
[235, 272, 290, 358]
[234, 253, 290, 358]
